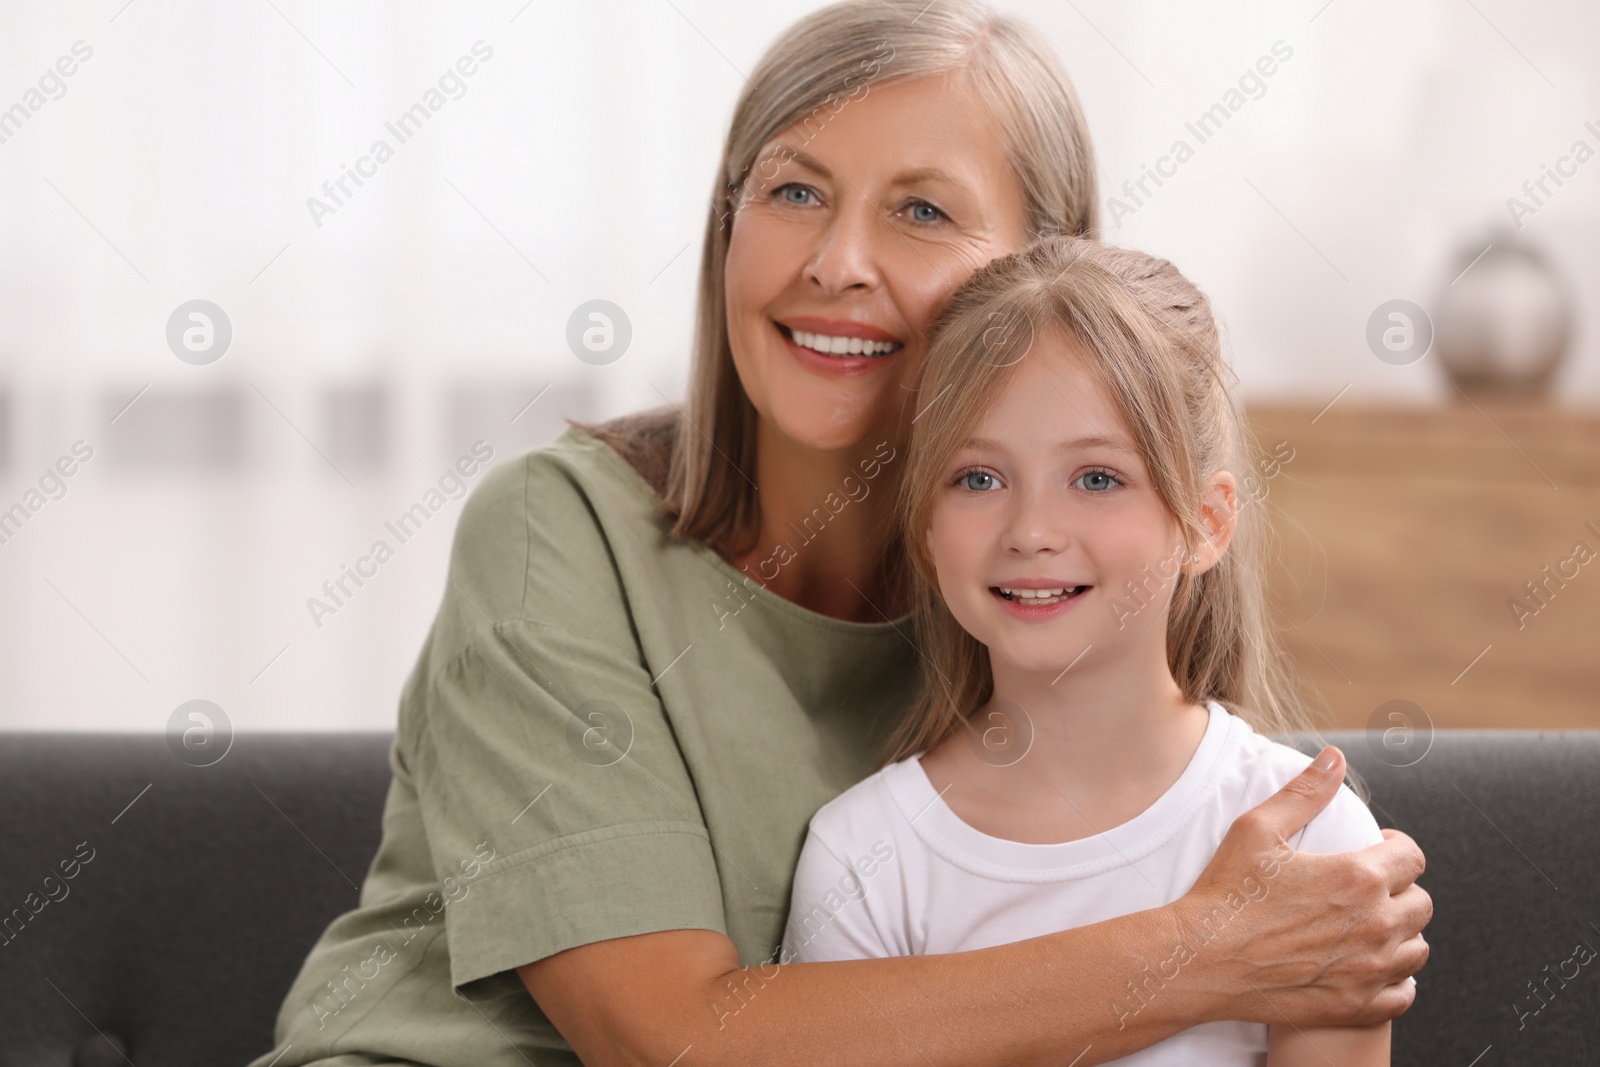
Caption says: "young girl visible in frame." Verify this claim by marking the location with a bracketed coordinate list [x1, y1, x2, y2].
[781, 236, 1391, 1065]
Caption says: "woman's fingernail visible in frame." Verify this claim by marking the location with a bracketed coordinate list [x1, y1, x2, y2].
[1313, 747, 1338, 772]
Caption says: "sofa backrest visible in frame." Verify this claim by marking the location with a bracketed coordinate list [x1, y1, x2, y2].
[1311, 729, 1600, 1063]
[0, 733, 392, 1065]
[0, 730, 1596, 1064]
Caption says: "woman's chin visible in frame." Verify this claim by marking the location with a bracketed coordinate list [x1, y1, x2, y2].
[767, 408, 890, 456]
[736, 369, 884, 455]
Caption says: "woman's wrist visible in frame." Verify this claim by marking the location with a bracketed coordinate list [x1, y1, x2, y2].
[1035, 896, 1237, 1050]
[1155, 892, 1233, 1026]
[1097, 893, 1242, 1033]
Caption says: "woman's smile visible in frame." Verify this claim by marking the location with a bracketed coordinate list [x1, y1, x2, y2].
[723, 71, 1032, 452]
[775, 317, 906, 377]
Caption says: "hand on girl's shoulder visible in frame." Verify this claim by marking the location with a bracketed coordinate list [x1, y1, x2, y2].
[1240, 731, 1387, 855]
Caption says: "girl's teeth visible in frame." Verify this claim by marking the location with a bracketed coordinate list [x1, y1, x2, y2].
[789, 328, 899, 357]
[997, 586, 1084, 605]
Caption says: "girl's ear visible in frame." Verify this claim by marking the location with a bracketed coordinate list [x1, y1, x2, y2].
[1190, 471, 1239, 574]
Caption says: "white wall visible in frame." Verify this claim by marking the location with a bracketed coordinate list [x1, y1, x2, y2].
[0, 0, 1595, 731]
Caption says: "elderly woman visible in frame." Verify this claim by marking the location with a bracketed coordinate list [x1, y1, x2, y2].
[254, 2, 1429, 1063]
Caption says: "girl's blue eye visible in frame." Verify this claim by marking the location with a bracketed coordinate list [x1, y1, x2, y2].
[956, 468, 1000, 492]
[1075, 468, 1121, 492]
[906, 199, 945, 224]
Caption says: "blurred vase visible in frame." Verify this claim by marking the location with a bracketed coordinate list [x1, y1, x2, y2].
[1433, 236, 1573, 401]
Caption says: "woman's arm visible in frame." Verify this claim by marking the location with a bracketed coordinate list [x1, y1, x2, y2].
[1269, 1020, 1390, 1066]
[518, 747, 1431, 1067]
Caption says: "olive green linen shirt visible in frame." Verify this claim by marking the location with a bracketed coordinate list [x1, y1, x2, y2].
[250, 424, 917, 1066]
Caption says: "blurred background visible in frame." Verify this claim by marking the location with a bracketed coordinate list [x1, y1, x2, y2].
[0, 0, 1595, 734]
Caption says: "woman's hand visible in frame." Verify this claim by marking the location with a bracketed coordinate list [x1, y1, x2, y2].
[1173, 745, 1430, 1028]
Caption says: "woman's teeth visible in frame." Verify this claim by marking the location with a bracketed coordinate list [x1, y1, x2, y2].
[996, 586, 1088, 606]
[788, 328, 900, 357]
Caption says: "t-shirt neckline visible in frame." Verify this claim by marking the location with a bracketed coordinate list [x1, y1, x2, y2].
[886, 701, 1239, 880]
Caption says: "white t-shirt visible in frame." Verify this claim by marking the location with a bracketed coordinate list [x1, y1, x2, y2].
[781, 700, 1385, 1065]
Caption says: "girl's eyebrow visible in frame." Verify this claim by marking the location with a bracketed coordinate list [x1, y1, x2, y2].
[960, 434, 1139, 456]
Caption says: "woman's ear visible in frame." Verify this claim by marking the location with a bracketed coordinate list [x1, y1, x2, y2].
[1189, 471, 1238, 574]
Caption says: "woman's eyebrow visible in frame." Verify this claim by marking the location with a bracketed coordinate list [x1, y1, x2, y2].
[760, 144, 968, 190]
[892, 165, 967, 189]
[761, 143, 829, 177]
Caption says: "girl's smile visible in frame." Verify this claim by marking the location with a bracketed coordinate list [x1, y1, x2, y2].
[926, 327, 1198, 679]
[989, 581, 1092, 618]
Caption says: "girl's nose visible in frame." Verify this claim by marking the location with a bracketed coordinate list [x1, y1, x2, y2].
[1003, 492, 1069, 556]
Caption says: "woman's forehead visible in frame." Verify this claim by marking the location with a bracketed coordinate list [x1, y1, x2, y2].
[763, 73, 1017, 190]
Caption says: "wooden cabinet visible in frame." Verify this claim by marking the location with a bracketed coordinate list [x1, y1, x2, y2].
[1244, 402, 1600, 731]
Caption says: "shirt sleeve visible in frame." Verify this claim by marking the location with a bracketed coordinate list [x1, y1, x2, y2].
[1291, 783, 1387, 855]
[401, 449, 728, 991]
[781, 819, 899, 963]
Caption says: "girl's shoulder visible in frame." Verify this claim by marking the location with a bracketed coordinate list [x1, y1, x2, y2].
[1218, 711, 1385, 854]
[807, 755, 925, 850]
[1222, 713, 1323, 783]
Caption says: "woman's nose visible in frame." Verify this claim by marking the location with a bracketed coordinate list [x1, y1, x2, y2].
[804, 201, 882, 295]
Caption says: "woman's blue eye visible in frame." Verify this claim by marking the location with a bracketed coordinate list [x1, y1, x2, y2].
[957, 469, 999, 492]
[907, 199, 945, 223]
[1075, 469, 1121, 492]
[777, 183, 816, 206]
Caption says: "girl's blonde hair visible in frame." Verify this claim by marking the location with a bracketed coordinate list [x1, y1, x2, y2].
[647, 0, 1099, 555]
[879, 236, 1344, 786]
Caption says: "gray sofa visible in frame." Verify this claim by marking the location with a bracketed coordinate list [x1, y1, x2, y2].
[1, 730, 1596, 1065]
